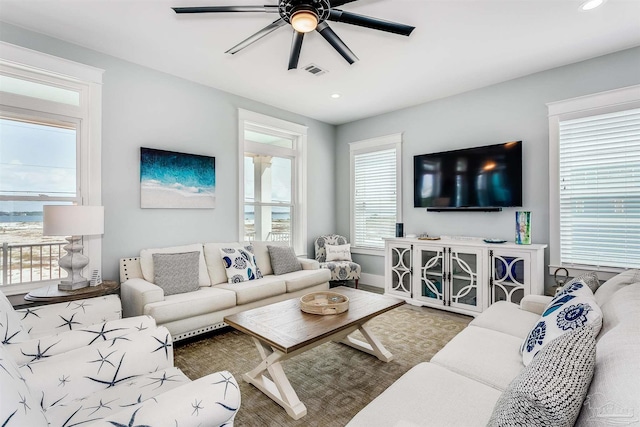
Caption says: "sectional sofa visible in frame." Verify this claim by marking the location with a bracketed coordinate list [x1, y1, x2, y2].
[120, 241, 331, 341]
[348, 269, 640, 426]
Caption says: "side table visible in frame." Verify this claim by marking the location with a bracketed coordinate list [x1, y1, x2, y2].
[24, 280, 120, 305]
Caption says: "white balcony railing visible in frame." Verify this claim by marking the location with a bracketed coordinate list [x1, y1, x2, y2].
[1, 241, 65, 286]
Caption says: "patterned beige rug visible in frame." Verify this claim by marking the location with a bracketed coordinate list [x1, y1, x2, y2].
[174, 304, 471, 427]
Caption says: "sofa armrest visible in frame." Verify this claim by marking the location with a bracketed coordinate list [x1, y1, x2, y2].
[299, 258, 320, 270]
[121, 278, 165, 318]
[520, 295, 553, 315]
[93, 370, 240, 427]
[5, 315, 156, 366]
[20, 326, 175, 409]
[16, 294, 122, 339]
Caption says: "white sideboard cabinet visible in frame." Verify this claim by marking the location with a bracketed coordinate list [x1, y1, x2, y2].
[385, 237, 547, 316]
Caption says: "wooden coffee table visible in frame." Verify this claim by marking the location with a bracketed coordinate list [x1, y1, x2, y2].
[224, 286, 404, 420]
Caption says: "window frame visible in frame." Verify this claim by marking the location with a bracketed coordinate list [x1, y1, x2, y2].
[349, 133, 403, 255]
[0, 42, 103, 295]
[237, 109, 308, 256]
[547, 84, 640, 281]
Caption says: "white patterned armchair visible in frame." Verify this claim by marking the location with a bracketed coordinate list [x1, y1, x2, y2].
[1, 292, 240, 426]
[314, 234, 361, 288]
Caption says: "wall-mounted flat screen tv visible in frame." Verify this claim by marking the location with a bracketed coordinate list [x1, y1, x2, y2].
[414, 141, 522, 211]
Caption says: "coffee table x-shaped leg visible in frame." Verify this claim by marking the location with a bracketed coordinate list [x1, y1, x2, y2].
[243, 322, 394, 420]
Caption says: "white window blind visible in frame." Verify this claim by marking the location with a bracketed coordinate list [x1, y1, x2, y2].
[558, 107, 640, 269]
[353, 147, 397, 249]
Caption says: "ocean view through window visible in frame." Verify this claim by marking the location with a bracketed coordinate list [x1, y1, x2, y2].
[0, 117, 77, 285]
[238, 109, 307, 255]
[1, 42, 103, 294]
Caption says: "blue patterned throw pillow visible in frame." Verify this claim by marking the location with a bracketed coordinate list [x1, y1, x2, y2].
[521, 281, 602, 365]
[220, 247, 261, 283]
[243, 245, 263, 280]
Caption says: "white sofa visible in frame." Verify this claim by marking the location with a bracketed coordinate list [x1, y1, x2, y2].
[121, 241, 331, 341]
[348, 269, 640, 427]
[1, 294, 240, 426]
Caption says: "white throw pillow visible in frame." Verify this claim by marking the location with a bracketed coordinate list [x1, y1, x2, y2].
[521, 280, 602, 365]
[325, 244, 352, 262]
[220, 247, 262, 283]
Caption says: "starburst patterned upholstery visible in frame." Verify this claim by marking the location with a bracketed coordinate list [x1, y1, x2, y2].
[1, 324, 240, 426]
[1, 292, 240, 426]
[315, 234, 361, 288]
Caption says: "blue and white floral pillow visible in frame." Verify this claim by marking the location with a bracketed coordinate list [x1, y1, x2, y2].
[220, 247, 262, 284]
[521, 281, 602, 366]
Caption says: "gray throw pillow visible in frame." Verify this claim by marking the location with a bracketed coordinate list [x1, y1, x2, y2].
[153, 251, 200, 296]
[561, 271, 600, 293]
[267, 245, 302, 275]
[488, 325, 596, 427]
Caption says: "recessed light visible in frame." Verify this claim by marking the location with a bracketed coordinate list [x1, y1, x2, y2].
[331, 93, 341, 99]
[580, 0, 605, 11]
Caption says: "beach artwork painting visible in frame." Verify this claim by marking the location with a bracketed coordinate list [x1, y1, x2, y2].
[140, 147, 215, 209]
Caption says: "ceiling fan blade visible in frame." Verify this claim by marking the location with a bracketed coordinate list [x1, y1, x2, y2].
[330, 0, 359, 7]
[316, 22, 358, 65]
[226, 18, 287, 55]
[173, 5, 278, 14]
[328, 9, 415, 36]
[288, 31, 305, 70]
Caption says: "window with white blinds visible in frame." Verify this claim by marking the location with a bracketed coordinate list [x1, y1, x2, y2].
[558, 107, 640, 269]
[350, 134, 402, 251]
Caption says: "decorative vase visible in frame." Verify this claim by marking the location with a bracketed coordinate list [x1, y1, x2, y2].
[515, 211, 531, 245]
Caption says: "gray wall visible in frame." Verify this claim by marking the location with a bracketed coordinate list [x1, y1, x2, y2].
[336, 47, 640, 291]
[2, 21, 638, 290]
[0, 23, 337, 281]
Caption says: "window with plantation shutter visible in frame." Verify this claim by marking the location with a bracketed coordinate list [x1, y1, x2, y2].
[350, 134, 402, 252]
[558, 109, 640, 269]
[548, 85, 640, 279]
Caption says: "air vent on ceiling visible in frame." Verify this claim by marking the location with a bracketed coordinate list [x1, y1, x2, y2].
[303, 63, 327, 76]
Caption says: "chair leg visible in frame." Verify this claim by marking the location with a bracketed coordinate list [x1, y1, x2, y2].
[355, 279, 359, 289]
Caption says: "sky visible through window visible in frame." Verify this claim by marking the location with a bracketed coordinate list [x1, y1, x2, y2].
[0, 117, 76, 215]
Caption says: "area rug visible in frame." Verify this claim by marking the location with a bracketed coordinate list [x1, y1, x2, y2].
[174, 304, 471, 427]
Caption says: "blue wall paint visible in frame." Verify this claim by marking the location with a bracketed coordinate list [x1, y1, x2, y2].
[336, 46, 640, 292]
[0, 23, 337, 279]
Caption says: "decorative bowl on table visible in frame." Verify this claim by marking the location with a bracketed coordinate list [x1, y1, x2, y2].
[300, 291, 349, 315]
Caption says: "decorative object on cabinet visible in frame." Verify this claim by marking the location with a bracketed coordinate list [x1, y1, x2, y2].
[140, 147, 216, 209]
[484, 238, 507, 244]
[515, 211, 531, 244]
[385, 237, 546, 316]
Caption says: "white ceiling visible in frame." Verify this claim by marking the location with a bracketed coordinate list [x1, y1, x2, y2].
[1, 0, 639, 125]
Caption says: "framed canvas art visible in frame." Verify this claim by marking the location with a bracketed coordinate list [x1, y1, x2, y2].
[140, 147, 215, 209]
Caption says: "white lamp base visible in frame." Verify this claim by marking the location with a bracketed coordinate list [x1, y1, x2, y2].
[58, 236, 90, 291]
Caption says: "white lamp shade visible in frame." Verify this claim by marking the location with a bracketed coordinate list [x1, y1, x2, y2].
[43, 205, 104, 236]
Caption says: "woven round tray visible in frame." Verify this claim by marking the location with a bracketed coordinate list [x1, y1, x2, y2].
[300, 291, 349, 315]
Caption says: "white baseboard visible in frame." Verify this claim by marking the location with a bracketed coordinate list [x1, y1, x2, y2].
[360, 273, 384, 288]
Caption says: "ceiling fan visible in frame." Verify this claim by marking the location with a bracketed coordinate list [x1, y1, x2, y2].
[172, 0, 415, 70]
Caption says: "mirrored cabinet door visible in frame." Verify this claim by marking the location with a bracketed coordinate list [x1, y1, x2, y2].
[414, 247, 446, 305]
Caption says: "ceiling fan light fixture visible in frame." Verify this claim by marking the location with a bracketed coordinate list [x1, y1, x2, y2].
[291, 8, 318, 33]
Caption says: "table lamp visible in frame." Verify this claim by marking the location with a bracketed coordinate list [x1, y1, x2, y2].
[43, 205, 104, 290]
